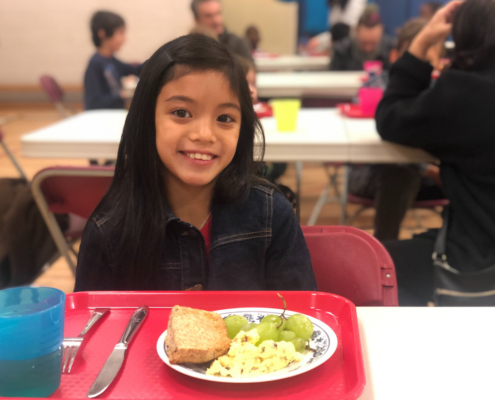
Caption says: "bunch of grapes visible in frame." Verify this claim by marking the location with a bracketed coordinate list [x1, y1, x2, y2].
[224, 294, 314, 352]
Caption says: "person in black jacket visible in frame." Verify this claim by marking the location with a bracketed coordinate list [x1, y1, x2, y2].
[376, 0, 495, 305]
[84, 11, 142, 110]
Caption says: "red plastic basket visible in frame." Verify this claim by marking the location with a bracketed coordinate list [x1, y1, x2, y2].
[27, 291, 365, 400]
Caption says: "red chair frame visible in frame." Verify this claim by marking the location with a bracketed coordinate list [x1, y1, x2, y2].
[302, 225, 398, 306]
[31, 167, 114, 275]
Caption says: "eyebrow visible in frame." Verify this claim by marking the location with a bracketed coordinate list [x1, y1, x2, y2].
[218, 102, 241, 112]
[165, 96, 241, 112]
[165, 95, 195, 103]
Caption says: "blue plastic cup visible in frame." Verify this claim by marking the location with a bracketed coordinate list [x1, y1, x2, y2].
[0, 287, 65, 397]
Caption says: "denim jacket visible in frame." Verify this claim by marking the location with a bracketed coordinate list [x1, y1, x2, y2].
[74, 185, 317, 292]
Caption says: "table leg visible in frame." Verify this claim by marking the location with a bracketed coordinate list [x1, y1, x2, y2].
[340, 164, 349, 225]
[296, 161, 303, 222]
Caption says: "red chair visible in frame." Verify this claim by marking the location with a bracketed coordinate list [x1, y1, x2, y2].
[0, 127, 28, 181]
[347, 193, 450, 229]
[39, 75, 76, 118]
[302, 226, 398, 306]
[31, 167, 115, 275]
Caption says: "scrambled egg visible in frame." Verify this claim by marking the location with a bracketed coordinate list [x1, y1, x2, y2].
[206, 329, 302, 378]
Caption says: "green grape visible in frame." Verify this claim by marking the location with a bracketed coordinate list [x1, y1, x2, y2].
[290, 337, 307, 352]
[261, 315, 287, 330]
[277, 330, 296, 342]
[224, 315, 248, 339]
[286, 314, 314, 340]
[240, 323, 259, 332]
[255, 322, 278, 346]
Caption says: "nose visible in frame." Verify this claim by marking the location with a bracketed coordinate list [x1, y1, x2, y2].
[189, 117, 216, 143]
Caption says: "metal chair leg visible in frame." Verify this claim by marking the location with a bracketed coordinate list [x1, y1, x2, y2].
[0, 139, 28, 182]
[308, 182, 331, 226]
[340, 165, 350, 225]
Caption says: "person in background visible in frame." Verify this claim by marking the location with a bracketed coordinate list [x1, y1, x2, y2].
[377, 0, 495, 305]
[331, 22, 351, 44]
[75, 35, 316, 292]
[420, 2, 443, 19]
[245, 26, 261, 53]
[330, 7, 395, 71]
[348, 17, 445, 242]
[236, 56, 289, 187]
[306, 0, 367, 53]
[191, 0, 253, 60]
[84, 11, 142, 110]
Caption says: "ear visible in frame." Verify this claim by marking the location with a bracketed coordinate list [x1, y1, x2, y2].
[389, 49, 399, 64]
[97, 28, 106, 40]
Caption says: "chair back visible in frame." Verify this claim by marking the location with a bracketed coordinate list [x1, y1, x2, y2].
[40, 75, 64, 103]
[302, 226, 398, 306]
[32, 166, 115, 219]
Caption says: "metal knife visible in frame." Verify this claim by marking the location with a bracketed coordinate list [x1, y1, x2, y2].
[87, 306, 149, 398]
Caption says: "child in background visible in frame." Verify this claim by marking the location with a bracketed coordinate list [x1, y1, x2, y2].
[75, 35, 316, 292]
[84, 11, 142, 110]
[236, 56, 289, 186]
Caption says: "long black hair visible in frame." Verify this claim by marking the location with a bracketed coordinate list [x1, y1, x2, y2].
[452, 0, 495, 70]
[92, 34, 265, 289]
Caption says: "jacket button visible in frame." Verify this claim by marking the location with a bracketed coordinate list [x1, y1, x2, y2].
[188, 229, 198, 238]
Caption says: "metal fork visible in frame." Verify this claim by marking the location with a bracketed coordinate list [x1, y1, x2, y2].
[62, 308, 110, 373]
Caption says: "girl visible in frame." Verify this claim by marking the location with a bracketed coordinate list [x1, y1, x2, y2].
[74, 35, 317, 292]
[376, 0, 495, 305]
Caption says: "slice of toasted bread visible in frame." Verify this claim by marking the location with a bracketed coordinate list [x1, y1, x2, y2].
[165, 305, 231, 364]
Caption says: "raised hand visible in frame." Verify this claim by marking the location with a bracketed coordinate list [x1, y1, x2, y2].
[410, 1, 463, 61]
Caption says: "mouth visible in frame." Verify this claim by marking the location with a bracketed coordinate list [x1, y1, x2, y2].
[179, 151, 218, 165]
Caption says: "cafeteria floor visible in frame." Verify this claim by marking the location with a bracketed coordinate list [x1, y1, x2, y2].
[0, 104, 443, 293]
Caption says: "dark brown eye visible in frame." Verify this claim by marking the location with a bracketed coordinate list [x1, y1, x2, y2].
[217, 114, 233, 123]
[173, 109, 191, 118]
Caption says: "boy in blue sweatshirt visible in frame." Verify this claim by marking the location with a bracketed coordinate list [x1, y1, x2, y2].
[84, 11, 141, 110]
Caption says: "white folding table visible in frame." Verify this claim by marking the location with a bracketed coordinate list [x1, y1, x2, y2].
[357, 307, 495, 400]
[21, 109, 436, 222]
[257, 71, 365, 99]
[254, 55, 330, 72]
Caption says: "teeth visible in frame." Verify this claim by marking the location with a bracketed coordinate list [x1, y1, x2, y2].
[186, 152, 213, 161]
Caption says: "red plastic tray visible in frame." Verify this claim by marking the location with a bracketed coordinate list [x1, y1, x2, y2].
[337, 103, 375, 119]
[41, 291, 364, 400]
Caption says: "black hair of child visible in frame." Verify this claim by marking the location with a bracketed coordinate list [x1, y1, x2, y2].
[90, 11, 125, 48]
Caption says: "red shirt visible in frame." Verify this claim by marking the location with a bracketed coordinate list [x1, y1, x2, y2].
[200, 216, 212, 261]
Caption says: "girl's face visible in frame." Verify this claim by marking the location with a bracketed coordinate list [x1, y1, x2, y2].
[155, 70, 241, 188]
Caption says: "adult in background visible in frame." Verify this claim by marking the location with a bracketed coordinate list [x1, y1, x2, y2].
[330, 7, 395, 71]
[377, 0, 495, 305]
[191, 0, 252, 60]
[306, 0, 367, 53]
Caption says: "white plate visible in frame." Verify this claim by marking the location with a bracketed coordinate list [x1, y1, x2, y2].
[156, 307, 338, 383]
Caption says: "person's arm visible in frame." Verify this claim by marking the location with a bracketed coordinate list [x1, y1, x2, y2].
[265, 192, 317, 290]
[375, 1, 463, 150]
[84, 63, 123, 109]
[113, 57, 143, 77]
[306, 31, 331, 53]
[74, 219, 115, 292]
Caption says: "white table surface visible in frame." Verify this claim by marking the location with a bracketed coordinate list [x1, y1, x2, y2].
[257, 71, 365, 99]
[344, 117, 436, 163]
[21, 109, 435, 163]
[254, 55, 330, 72]
[357, 307, 495, 400]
